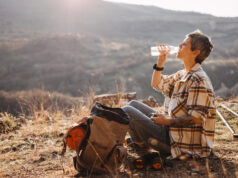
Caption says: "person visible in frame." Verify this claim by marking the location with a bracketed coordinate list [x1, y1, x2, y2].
[122, 30, 216, 159]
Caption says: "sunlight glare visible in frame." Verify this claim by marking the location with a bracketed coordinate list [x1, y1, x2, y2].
[63, 0, 81, 10]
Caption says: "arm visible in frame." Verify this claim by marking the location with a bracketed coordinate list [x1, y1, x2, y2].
[151, 113, 203, 127]
[151, 46, 169, 88]
[151, 58, 165, 88]
[170, 115, 203, 127]
[151, 46, 181, 98]
[152, 79, 212, 127]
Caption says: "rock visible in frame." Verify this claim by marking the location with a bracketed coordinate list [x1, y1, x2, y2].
[93, 92, 160, 108]
[215, 96, 225, 102]
[1, 148, 11, 154]
[59, 133, 64, 137]
[141, 96, 159, 107]
[93, 92, 137, 106]
[38, 157, 45, 163]
[24, 138, 29, 142]
[126, 92, 137, 100]
[12, 147, 17, 152]
[52, 151, 58, 158]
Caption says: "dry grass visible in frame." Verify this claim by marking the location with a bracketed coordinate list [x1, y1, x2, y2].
[0, 90, 92, 178]
[0, 89, 84, 116]
[0, 93, 238, 177]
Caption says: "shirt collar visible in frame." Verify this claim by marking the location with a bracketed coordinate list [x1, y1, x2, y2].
[181, 63, 201, 82]
[189, 63, 201, 73]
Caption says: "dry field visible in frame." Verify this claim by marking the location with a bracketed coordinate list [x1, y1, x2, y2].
[0, 96, 238, 178]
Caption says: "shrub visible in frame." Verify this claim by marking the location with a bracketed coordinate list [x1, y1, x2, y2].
[0, 112, 18, 134]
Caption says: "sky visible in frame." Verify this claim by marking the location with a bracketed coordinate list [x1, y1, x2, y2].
[104, 0, 238, 17]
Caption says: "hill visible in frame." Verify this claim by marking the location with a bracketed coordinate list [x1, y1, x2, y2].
[1, 0, 238, 57]
[0, 93, 238, 177]
[0, 0, 238, 101]
[1, 34, 238, 102]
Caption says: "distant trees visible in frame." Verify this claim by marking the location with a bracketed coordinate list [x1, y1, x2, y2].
[0, 35, 238, 104]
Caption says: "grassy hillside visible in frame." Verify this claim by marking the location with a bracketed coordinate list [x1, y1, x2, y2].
[0, 94, 238, 177]
[1, 34, 238, 102]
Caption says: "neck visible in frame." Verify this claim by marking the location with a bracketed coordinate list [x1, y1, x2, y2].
[184, 58, 196, 72]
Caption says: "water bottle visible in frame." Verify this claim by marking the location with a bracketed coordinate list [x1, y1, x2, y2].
[151, 45, 179, 56]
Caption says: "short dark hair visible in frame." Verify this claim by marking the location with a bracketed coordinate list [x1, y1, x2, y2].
[187, 30, 213, 64]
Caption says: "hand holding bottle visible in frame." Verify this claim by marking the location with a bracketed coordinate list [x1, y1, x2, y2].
[155, 45, 172, 66]
[151, 44, 178, 66]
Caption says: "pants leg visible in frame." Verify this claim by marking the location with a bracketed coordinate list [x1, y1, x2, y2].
[127, 100, 157, 117]
[122, 100, 170, 155]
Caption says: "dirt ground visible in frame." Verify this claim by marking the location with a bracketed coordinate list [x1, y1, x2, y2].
[0, 99, 238, 178]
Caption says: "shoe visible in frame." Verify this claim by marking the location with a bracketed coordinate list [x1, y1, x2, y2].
[133, 152, 164, 171]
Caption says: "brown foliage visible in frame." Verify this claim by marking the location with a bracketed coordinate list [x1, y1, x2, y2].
[0, 89, 83, 116]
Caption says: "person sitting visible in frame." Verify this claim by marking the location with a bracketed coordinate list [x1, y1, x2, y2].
[122, 30, 216, 159]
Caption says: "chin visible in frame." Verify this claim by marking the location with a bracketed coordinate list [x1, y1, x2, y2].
[176, 54, 183, 62]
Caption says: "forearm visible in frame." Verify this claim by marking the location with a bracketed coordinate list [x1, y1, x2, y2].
[169, 115, 203, 127]
[151, 59, 165, 88]
[151, 69, 162, 88]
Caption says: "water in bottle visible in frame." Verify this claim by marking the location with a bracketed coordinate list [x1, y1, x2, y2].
[151, 45, 178, 56]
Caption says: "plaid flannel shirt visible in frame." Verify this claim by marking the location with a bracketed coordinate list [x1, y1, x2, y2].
[153, 63, 216, 158]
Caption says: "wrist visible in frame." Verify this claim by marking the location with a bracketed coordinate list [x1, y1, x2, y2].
[156, 63, 164, 68]
[167, 118, 172, 126]
[153, 64, 164, 71]
[156, 61, 165, 67]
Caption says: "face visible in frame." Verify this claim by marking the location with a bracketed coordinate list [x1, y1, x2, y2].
[176, 37, 195, 61]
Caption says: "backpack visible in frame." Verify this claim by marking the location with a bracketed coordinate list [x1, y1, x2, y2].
[61, 102, 129, 175]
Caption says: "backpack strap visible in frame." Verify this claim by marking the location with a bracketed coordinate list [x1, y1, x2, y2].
[76, 118, 93, 155]
[75, 118, 93, 169]
[74, 118, 116, 174]
[100, 143, 122, 168]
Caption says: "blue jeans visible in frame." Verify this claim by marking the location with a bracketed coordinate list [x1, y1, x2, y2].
[122, 100, 170, 156]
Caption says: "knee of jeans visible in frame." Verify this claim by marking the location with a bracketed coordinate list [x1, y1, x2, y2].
[128, 100, 139, 107]
[122, 105, 132, 113]
[122, 106, 136, 120]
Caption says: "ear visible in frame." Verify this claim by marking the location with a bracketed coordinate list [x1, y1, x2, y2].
[193, 49, 200, 57]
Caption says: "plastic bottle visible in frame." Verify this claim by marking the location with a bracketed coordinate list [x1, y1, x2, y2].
[151, 45, 178, 56]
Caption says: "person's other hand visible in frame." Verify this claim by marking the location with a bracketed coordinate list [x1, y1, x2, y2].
[151, 113, 170, 126]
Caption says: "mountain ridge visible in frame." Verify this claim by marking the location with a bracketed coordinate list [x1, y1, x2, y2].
[0, 0, 238, 100]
